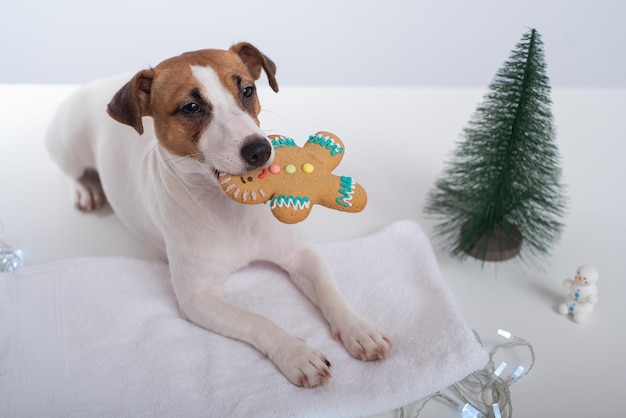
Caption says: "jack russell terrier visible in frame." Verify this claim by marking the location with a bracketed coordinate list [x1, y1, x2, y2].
[45, 42, 391, 387]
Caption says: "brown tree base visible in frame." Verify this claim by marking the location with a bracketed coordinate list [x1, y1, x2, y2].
[461, 222, 523, 262]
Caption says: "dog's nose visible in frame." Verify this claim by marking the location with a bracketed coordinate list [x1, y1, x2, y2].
[241, 137, 272, 167]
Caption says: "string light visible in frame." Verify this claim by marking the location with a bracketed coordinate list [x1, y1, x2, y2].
[0, 221, 23, 272]
[399, 328, 535, 418]
[492, 403, 502, 418]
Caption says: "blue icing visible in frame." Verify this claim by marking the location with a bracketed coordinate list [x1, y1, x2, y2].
[270, 194, 311, 210]
[336, 176, 355, 207]
[271, 137, 297, 149]
[308, 134, 344, 156]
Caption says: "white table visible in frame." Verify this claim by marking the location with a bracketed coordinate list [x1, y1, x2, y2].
[1, 84, 624, 417]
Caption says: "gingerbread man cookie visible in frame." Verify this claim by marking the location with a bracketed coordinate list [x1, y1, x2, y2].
[218, 131, 367, 224]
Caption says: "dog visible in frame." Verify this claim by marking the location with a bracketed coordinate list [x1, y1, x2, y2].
[45, 42, 391, 387]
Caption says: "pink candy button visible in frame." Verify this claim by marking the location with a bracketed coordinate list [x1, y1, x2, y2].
[269, 164, 281, 174]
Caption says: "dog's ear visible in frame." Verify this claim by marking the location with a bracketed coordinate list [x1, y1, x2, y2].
[231, 42, 279, 93]
[107, 69, 154, 135]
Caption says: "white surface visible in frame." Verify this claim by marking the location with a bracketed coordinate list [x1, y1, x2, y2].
[2, 0, 625, 87]
[0, 222, 487, 418]
[1, 84, 625, 417]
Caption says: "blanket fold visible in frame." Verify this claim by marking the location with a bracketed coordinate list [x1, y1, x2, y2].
[0, 220, 486, 418]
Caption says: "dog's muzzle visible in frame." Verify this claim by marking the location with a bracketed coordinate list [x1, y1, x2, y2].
[241, 136, 272, 168]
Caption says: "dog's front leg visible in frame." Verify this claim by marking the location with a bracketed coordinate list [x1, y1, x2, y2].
[279, 246, 392, 361]
[175, 283, 332, 387]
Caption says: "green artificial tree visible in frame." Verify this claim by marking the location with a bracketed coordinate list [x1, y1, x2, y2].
[424, 28, 567, 264]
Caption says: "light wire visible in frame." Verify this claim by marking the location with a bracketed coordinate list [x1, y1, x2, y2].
[398, 329, 535, 418]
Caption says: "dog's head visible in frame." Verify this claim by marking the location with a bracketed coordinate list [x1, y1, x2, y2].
[107, 42, 279, 176]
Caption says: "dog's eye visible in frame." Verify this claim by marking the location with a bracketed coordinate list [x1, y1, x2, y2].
[241, 85, 255, 100]
[181, 102, 201, 115]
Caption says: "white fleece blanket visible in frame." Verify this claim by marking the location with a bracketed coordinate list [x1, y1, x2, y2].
[0, 220, 486, 418]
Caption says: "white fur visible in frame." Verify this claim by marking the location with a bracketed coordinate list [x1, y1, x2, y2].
[191, 65, 273, 175]
[45, 63, 390, 387]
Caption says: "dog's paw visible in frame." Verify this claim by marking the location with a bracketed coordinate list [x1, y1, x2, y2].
[270, 338, 332, 388]
[332, 316, 392, 361]
[73, 168, 107, 211]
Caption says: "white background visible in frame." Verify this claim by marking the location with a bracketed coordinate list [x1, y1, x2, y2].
[2, 1, 626, 416]
[2, 83, 625, 418]
[1, 0, 625, 87]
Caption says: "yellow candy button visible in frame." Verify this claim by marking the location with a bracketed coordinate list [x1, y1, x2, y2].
[302, 163, 314, 174]
[285, 164, 296, 174]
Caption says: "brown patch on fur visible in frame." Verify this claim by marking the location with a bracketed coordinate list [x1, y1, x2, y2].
[107, 43, 278, 158]
[107, 70, 154, 134]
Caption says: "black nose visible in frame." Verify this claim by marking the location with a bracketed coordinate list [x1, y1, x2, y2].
[241, 137, 272, 167]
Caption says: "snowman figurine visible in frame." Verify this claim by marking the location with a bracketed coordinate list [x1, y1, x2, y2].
[558, 265, 599, 323]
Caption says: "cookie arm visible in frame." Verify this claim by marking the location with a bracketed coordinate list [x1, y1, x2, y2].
[320, 175, 368, 214]
[303, 132, 345, 172]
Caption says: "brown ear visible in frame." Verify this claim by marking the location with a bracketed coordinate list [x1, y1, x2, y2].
[107, 69, 154, 135]
[230, 42, 279, 93]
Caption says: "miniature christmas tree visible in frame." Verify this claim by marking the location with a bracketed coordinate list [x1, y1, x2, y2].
[424, 28, 567, 264]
